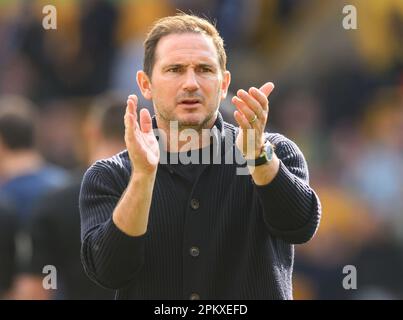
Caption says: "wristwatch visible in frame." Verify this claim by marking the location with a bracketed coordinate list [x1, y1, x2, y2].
[246, 142, 274, 167]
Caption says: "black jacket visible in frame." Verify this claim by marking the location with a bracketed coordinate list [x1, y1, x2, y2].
[79, 113, 321, 299]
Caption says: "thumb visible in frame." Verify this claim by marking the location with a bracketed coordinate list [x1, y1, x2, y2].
[139, 108, 153, 133]
[259, 82, 275, 97]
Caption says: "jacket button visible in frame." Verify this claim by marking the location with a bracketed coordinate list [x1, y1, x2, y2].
[190, 293, 200, 300]
[190, 246, 200, 257]
[190, 199, 200, 210]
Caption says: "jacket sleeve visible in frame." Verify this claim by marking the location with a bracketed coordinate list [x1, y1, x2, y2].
[79, 159, 146, 289]
[254, 134, 321, 244]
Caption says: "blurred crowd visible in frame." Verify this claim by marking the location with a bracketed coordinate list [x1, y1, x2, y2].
[0, 0, 402, 299]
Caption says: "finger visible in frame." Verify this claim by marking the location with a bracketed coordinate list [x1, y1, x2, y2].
[125, 113, 144, 155]
[232, 96, 257, 123]
[124, 112, 135, 142]
[124, 112, 132, 131]
[249, 87, 269, 112]
[234, 110, 251, 130]
[125, 98, 140, 135]
[127, 94, 138, 117]
[259, 82, 275, 97]
[237, 89, 265, 119]
[139, 108, 152, 133]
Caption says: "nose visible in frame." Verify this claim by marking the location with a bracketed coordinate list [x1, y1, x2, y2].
[182, 69, 200, 92]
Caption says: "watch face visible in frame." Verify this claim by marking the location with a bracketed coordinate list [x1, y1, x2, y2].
[265, 143, 274, 161]
[245, 143, 274, 166]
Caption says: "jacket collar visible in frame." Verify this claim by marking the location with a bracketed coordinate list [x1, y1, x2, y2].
[151, 112, 231, 164]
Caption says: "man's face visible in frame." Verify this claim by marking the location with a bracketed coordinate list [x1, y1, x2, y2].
[141, 32, 230, 131]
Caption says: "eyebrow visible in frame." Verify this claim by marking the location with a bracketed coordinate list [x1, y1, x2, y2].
[162, 63, 217, 71]
[198, 63, 216, 70]
[162, 64, 183, 70]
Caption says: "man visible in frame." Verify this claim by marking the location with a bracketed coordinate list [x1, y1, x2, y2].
[0, 96, 69, 299]
[0, 96, 69, 222]
[24, 96, 123, 300]
[80, 14, 321, 300]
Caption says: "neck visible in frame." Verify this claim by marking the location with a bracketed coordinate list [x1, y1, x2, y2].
[156, 115, 217, 153]
[0, 150, 44, 181]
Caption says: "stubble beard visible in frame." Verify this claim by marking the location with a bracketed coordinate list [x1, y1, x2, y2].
[156, 103, 218, 133]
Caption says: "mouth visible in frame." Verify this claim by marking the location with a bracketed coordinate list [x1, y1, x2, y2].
[177, 98, 202, 108]
[180, 98, 201, 104]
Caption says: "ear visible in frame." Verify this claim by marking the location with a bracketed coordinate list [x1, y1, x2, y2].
[137, 70, 153, 100]
[220, 71, 231, 100]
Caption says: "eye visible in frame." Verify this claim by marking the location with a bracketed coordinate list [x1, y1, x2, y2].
[167, 66, 181, 73]
[199, 66, 213, 73]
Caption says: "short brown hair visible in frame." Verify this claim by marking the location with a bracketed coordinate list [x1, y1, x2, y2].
[89, 93, 126, 141]
[143, 13, 227, 78]
[0, 96, 37, 150]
